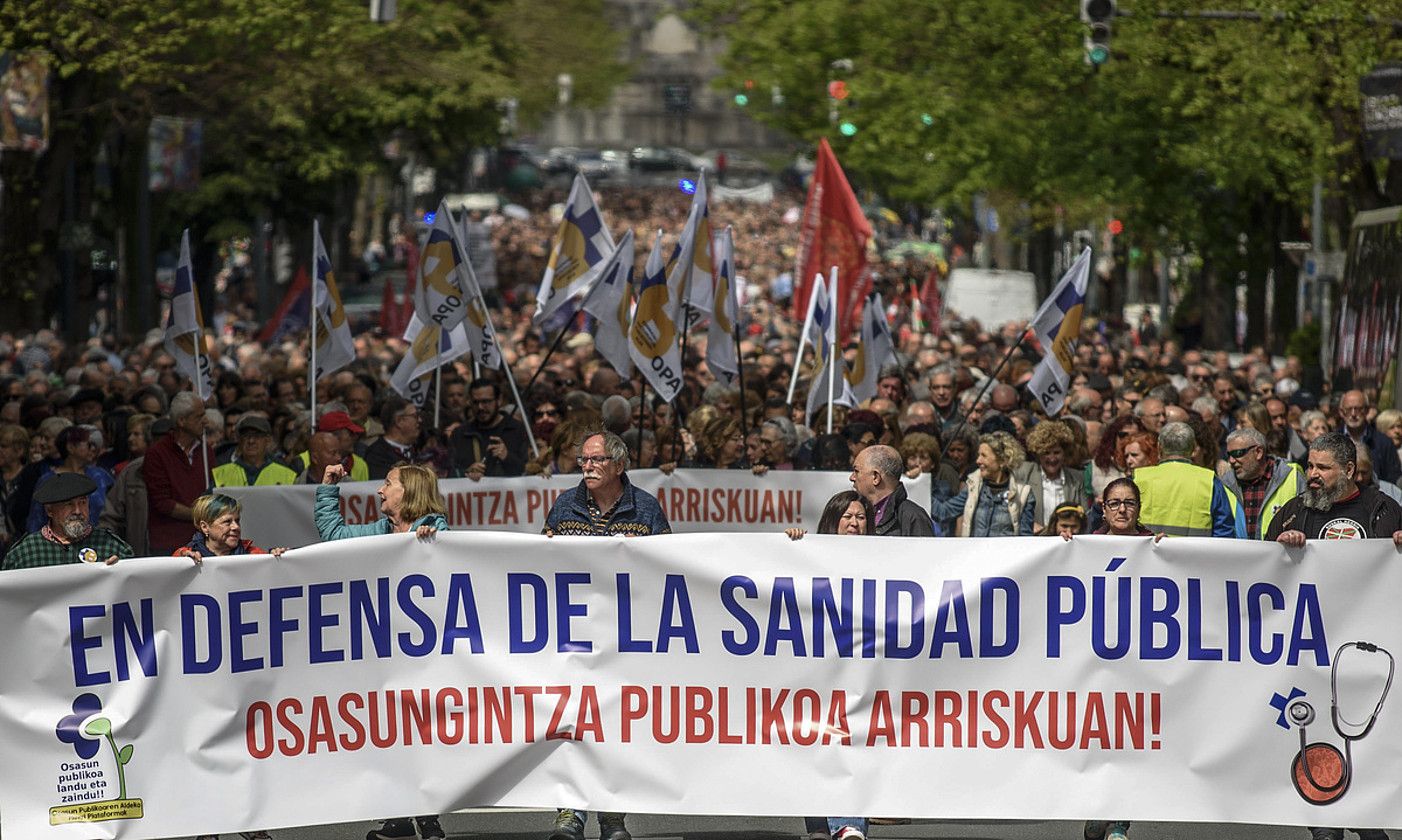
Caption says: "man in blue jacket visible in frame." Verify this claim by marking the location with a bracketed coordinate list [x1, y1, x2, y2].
[543, 430, 668, 840]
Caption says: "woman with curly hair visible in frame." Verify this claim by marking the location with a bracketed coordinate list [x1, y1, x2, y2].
[1022, 420, 1086, 533]
[1116, 431, 1159, 475]
[934, 431, 1036, 536]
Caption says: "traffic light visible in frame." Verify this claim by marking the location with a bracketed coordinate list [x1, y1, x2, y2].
[733, 93, 749, 107]
[839, 121, 858, 137]
[1081, 0, 1115, 66]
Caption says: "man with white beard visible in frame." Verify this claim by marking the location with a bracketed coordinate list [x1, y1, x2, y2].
[1267, 431, 1402, 545]
[3, 473, 133, 569]
[542, 429, 670, 840]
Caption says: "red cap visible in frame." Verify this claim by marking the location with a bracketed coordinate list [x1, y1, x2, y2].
[317, 411, 365, 435]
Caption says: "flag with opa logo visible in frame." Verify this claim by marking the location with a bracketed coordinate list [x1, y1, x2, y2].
[705, 226, 739, 386]
[1028, 247, 1091, 416]
[311, 220, 355, 382]
[846, 292, 895, 404]
[628, 230, 684, 403]
[582, 229, 636, 378]
[534, 174, 615, 324]
[163, 229, 212, 399]
[412, 201, 469, 333]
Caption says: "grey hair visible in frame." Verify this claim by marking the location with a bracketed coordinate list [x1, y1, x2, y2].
[621, 428, 655, 450]
[600, 395, 632, 434]
[170, 391, 203, 421]
[762, 417, 798, 457]
[928, 363, 958, 382]
[1226, 426, 1266, 449]
[1298, 409, 1326, 430]
[865, 444, 905, 481]
[1158, 421, 1196, 458]
[582, 429, 631, 471]
[702, 383, 737, 405]
[1309, 431, 1357, 470]
[1190, 396, 1218, 418]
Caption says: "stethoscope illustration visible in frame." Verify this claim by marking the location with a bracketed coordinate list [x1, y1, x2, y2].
[1286, 641, 1394, 805]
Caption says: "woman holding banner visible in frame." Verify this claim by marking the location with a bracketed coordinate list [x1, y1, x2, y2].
[315, 461, 448, 840]
[175, 494, 287, 563]
[784, 489, 877, 840]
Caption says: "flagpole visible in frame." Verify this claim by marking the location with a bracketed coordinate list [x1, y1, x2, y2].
[433, 357, 442, 429]
[826, 266, 837, 435]
[733, 319, 748, 440]
[634, 379, 648, 467]
[938, 329, 1028, 461]
[486, 326, 540, 460]
[523, 277, 605, 394]
[786, 277, 822, 405]
[310, 222, 319, 425]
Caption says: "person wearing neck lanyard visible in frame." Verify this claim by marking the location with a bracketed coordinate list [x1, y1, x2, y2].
[1266, 432, 1402, 840]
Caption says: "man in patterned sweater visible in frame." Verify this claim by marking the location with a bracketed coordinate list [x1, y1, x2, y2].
[3, 473, 133, 569]
[542, 430, 670, 539]
[542, 430, 668, 840]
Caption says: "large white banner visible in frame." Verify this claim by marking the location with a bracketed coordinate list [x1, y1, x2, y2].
[2, 534, 1401, 839]
[224, 469, 931, 548]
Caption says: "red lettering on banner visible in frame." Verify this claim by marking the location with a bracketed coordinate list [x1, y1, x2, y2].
[686, 489, 701, 522]
[447, 492, 525, 527]
[239, 686, 1158, 758]
[339, 494, 377, 525]
[867, 690, 896, 746]
[307, 695, 336, 753]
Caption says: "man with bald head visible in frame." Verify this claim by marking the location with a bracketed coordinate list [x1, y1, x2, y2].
[297, 432, 342, 484]
[1337, 389, 1400, 484]
[850, 444, 935, 536]
[1134, 397, 1167, 433]
[989, 383, 1020, 415]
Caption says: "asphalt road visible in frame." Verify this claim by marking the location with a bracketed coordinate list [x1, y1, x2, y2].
[150, 810, 1330, 840]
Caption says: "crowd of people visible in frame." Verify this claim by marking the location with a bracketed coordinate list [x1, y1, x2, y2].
[2, 184, 1399, 840]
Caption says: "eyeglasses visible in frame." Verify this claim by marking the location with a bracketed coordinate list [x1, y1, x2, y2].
[1103, 499, 1139, 511]
[1226, 445, 1260, 460]
[1340, 405, 1367, 415]
[577, 455, 613, 466]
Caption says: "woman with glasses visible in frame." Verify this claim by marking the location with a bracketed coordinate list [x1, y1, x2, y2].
[1066, 476, 1158, 840]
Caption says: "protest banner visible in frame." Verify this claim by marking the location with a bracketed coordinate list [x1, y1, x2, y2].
[223, 469, 931, 548]
[1, 533, 1399, 839]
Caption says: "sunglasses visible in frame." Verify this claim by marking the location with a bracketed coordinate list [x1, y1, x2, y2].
[1226, 445, 1259, 460]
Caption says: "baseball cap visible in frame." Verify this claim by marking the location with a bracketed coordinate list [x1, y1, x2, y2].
[316, 411, 365, 435]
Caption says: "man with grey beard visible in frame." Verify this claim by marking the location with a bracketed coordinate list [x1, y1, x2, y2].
[3, 473, 133, 569]
[1266, 432, 1402, 545]
[1264, 432, 1400, 840]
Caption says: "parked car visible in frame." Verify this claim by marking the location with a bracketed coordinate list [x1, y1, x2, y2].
[699, 150, 770, 176]
[568, 148, 614, 179]
[629, 146, 703, 172]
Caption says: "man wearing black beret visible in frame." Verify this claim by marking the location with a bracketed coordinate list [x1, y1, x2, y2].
[2, 473, 133, 570]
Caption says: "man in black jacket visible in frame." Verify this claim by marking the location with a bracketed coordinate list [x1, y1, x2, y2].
[1267, 432, 1402, 545]
[851, 444, 935, 537]
[449, 378, 529, 479]
[1266, 430, 1400, 840]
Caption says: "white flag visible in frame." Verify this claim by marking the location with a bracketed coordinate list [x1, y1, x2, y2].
[389, 316, 472, 408]
[311, 221, 356, 382]
[1028, 247, 1092, 415]
[534, 174, 615, 324]
[450, 219, 503, 372]
[678, 171, 716, 314]
[705, 226, 739, 386]
[412, 201, 472, 332]
[846, 292, 895, 404]
[582, 229, 636, 377]
[628, 230, 685, 403]
[805, 268, 854, 425]
[163, 229, 212, 399]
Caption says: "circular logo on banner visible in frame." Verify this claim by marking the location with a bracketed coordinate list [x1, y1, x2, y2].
[1318, 518, 1365, 540]
[78, 548, 99, 564]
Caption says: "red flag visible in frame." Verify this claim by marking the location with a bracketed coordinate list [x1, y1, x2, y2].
[793, 137, 873, 338]
[257, 266, 310, 344]
[918, 268, 943, 338]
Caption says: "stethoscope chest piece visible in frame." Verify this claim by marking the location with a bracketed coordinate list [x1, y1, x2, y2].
[1292, 740, 1350, 804]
